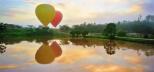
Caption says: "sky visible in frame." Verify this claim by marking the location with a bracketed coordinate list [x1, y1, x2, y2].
[0, 0, 154, 27]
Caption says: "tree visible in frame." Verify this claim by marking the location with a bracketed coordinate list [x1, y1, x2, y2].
[70, 30, 76, 37]
[146, 15, 154, 22]
[81, 30, 89, 37]
[0, 23, 6, 33]
[59, 25, 71, 33]
[103, 23, 116, 39]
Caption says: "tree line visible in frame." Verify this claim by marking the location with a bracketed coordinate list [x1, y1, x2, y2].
[0, 23, 55, 37]
[0, 15, 154, 39]
[59, 15, 154, 39]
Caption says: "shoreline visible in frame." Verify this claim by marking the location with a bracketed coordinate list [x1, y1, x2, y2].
[87, 36, 154, 44]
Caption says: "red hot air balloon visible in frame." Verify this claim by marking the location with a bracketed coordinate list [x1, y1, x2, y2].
[51, 11, 63, 27]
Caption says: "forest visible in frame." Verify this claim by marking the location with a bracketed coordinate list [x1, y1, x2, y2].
[0, 15, 154, 43]
[59, 15, 154, 39]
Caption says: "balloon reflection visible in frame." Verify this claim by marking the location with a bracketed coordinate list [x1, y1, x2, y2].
[50, 41, 62, 57]
[35, 41, 62, 64]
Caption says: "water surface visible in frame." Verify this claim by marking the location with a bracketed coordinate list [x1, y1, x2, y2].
[0, 38, 154, 72]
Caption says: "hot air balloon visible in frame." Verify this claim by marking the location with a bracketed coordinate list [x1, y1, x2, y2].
[51, 11, 63, 27]
[35, 4, 56, 26]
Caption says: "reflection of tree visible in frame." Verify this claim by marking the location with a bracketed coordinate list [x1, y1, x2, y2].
[103, 40, 118, 55]
[57, 39, 154, 56]
[118, 41, 154, 56]
[68, 38, 120, 55]
[0, 34, 7, 54]
[0, 35, 53, 45]
[145, 49, 154, 56]
[69, 38, 104, 48]
[60, 39, 69, 45]
[70, 38, 90, 48]
[0, 44, 6, 54]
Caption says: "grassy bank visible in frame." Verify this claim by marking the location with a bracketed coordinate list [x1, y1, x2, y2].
[115, 37, 154, 44]
[87, 35, 154, 44]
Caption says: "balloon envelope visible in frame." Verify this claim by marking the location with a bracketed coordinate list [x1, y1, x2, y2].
[51, 41, 62, 57]
[36, 4, 56, 26]
[51, 11, 63, 27]
[35, 42, 55, 64]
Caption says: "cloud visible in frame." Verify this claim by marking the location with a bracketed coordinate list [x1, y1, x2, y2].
[127, 4, 143, 14]
[8, 41, 39, 59]
[0, 64, 17, 70]
[54, 0, 144, 25]
[0, 61, 37, 70]
[84, 64, 143, 72]
[24, 0, 38, 5]
[143, 0, 154, 14]
[6, 8, 34, 21]
[0, 0, 152, 26]
[57, 48, 96, 64]
[124, 55, 142, 64]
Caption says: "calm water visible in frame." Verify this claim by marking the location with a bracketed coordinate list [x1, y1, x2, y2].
[0, 38, 154, 72]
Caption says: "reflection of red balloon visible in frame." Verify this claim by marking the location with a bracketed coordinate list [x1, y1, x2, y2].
[51, 41, 62, 57]
[51, 11, 63, 27]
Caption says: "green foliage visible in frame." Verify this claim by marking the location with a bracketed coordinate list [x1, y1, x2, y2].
[117, 20, 154, 38]
[116, 37, 154, 44]
[1, 14, 154, 39]
[103, 23, 116, 39]
[69, 23, 90, 37]
[53, 29, 69, 38]
[70, 30, 76, 37]
[81, 30, 89, 37]
[70, 30, 80, 37]
[117, 30, 127, 37]
[0, 23, 55, 37]
[0, 23, 6, 33]
[59, 25, 71, 33]
[60, 15, 154, 39]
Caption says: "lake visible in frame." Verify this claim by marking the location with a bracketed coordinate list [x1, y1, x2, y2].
[0, 38, 154, 72]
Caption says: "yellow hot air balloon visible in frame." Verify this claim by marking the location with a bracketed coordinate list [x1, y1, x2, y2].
[35, 4, 56, 26]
